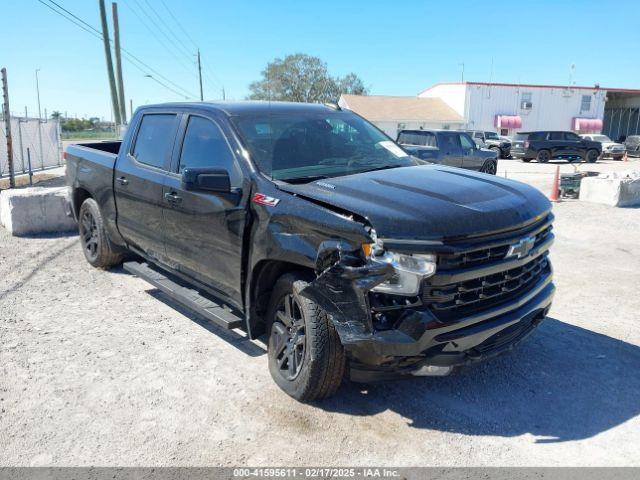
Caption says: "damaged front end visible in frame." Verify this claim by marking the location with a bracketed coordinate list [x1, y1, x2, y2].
[299, 218, 556, 382]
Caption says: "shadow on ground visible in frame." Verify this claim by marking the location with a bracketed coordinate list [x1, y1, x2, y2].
[146, 288, 266, 357]
[318, 317, 640, 443]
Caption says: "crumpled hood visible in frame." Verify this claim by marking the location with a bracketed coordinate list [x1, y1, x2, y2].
[278, 165, 551, 241]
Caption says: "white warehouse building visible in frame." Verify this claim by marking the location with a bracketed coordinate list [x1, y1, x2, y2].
[419, 81, 640, 138]
[419, 82, 608, 136]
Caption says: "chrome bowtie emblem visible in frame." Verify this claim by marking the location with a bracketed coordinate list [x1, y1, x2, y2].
[506, 236, 536, 259]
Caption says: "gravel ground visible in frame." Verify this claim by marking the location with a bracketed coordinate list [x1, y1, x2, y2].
[1, 160, 639, 466]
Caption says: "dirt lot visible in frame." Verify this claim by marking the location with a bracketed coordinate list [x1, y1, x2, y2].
[1, 159, 639, 466]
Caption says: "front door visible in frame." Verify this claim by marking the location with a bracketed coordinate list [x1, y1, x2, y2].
[563, 131, 585, 158]
[114, 113, 180, 262]
[437, 131, 464, 167]
[459, 132, 483, 170]
[162, 114, 247, 304]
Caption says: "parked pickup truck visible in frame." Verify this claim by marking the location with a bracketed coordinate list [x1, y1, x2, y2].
[397, 129, 498, 174]
[66, 102, 555, 402]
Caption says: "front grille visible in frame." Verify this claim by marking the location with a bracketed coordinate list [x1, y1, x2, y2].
[438, 224, 552, 270]
[423, 254, 551, 322]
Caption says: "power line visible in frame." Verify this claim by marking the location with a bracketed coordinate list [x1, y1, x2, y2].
[121, 0, 198, 79]
[159, 0, 198, 48]
[35, 0, 197, 99]
[141, 0, 193, 58]
[156, 1, 225, 97]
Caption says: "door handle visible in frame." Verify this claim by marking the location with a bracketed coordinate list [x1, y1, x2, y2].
[164, 192, 182, 204]
[116, 176, 129, 186]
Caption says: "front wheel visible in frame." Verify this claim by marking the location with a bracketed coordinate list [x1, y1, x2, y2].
[266, 272, 346, 402]
[480, 160, 497, 175]
[585, 149, 599, 163]
[78, 198, 124, 268]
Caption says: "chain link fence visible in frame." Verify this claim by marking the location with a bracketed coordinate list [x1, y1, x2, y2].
[0, 115, 62, 177]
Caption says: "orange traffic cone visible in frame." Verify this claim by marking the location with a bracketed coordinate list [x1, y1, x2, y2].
[549, 165, 560, 202]
[623, 151, 629, 162]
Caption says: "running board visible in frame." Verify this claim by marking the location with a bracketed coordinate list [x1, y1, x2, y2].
[123, 261, 244, 330]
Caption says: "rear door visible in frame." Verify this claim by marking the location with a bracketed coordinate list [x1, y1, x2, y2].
[436, 132, 464, 167]
[162, 113, 247, 304]
[459, 132, 483, 170]
[114, 112, 179, 261]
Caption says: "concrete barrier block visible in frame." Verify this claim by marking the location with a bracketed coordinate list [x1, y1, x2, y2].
[579, 171, 640, 207]
[0, 186, 77, 236]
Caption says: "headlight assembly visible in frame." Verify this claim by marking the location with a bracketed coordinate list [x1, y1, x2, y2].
[369, 251, 437, 296]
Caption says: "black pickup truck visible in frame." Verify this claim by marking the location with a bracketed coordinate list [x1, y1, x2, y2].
[397, 129, 498, 174]
[65, 102, 555, 402]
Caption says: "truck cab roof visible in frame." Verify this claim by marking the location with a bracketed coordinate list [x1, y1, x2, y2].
[139, 101, 341, 117]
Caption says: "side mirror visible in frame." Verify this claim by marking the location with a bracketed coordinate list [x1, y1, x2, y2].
[182, 167, 231, 193]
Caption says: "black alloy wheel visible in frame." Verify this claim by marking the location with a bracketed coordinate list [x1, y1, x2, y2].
[79, 209, 99, 262]
[481, 161, 497, 175]
[270, 293, 307, 380]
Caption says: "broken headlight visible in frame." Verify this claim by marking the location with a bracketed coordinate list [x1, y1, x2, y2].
[369, 251, 437, 296]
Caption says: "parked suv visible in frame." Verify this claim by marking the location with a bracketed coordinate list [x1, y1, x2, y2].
[579, 134, 625, 160]
[513, 131, 601, 163]
[466, 130, 511, 159]
[625, 135, 640, 157]
[397, 129, 498, 174]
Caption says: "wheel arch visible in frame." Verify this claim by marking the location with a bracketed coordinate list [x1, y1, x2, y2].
[72, 187, 93, 220]
[248, 259, 315, 338]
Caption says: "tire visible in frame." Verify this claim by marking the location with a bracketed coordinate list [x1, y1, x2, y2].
[536, 150, 551, 163]
[480, 160, 497, 175]
[266, 272, 346, 402]
[613, 155, 623, 161]
[78, 198, 124, 269]
[585, 149, 599, 163]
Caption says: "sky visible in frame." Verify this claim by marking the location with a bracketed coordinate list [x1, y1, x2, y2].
[3, 0, 640, 120]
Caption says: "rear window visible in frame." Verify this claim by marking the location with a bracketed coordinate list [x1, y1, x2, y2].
[132, 114, 179, 169]
[397, 131, 437, 147]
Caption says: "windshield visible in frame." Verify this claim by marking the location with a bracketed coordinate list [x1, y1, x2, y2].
[231, 111, 414, 182]
[591, 135, 612, 143]
[485, 132, 500, 140]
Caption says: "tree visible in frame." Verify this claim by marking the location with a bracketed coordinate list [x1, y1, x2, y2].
[247, 53, 369, 103]
[50, 111, 62, 120]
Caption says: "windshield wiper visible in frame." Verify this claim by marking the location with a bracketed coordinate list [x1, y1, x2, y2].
[357, 164, 406, 174]
[280, 174, 330, 184]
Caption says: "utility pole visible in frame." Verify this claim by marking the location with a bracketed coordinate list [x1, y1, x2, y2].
[222, 87, 226, 100]
[112, 2, 126, 124]
[197, 49, 204, 101]
[99, 0, 121, 125]
[2, 68, 16, 188]
[35, 69, 44, 169]
[130, 98, 133, 119]
[459, 62, 465, 83]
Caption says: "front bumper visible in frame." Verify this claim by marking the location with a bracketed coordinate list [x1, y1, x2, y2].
[346, 274, 554, 381]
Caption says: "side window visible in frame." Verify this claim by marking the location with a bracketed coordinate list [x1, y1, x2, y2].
[459, 133, 475, 152]
[178, 116, 240, 185]
[132, 114, 178, 169]
[565, 132, 581, 141]
[439, 132, 462, 154]
[549, 132, 564, 141]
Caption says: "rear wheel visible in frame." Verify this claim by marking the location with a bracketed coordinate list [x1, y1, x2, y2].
[266, 272, 345, 402]
[78, 198, 124, 269]
[536, 150, 551, 163]
[480, 160, 497, 175]
[585, 149, 599, 163]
